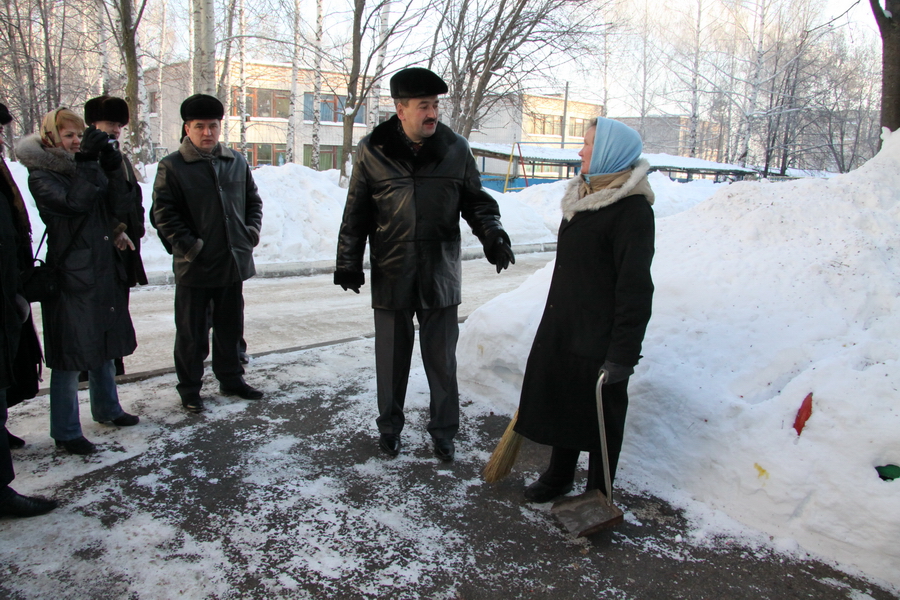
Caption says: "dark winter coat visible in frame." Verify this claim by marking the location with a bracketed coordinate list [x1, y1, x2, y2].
[117, 154, 147, 287]
[0, 173, 24, 390]
[515, 160, 655, 451]
[335, 115, 506, 310]
[151, 139, 263, 287]
[0, 159, 41, 403]
[17, 134, 137, 372]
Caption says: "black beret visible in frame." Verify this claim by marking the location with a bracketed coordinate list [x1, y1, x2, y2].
[180, 94, 224, 121]
[84, 95, 130, 125]
[389, 67, 448, 99]
[0, 103, 11, 126]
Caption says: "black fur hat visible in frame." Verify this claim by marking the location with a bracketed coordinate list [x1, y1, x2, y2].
[0, 103, 12, 126]
[84, 95, 130, 125]
[180, 94, 225, 121]
[389, 68, 448, 99]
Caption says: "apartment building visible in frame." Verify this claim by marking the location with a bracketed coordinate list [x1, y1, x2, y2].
[146, 62, 605, 175]
[146, 61, 372, 168]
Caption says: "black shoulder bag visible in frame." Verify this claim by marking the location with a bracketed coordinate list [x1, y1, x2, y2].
[21, 216, 90, 303]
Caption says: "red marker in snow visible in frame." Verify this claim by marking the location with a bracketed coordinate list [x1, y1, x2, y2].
[793, 392, 813, 435]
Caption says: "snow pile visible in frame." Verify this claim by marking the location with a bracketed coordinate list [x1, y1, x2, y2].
[458, 129, 900, 588]
[9, 159, 554, 277]
[506, 171, 723, 233]
[645, 171, 724, 218]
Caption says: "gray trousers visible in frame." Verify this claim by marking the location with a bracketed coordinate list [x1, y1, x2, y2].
[373, 306, 459, 440]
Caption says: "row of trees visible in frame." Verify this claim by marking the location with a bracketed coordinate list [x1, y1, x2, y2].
[0, 0, 896, 175]
[599, 0, 890, 174]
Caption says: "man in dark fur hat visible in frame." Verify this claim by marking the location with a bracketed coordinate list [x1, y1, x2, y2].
[82, 95, 148, 384]
[151, 94, 264, 413]
[335, 67, 515, 462]
[84, 95, 147, 286]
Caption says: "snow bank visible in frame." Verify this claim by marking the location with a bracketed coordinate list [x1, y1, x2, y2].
[506, 171, 724, 233]
[458, 129, 900, 589]
[9, 159, 554, 277]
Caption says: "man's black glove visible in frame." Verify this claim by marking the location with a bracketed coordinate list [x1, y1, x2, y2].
[600, 361, 634, 385]
[76, 125, 109, 162]
[334, 271, 363, 294]
[485, 230, 515, 273]
[98, 137, 123, 172]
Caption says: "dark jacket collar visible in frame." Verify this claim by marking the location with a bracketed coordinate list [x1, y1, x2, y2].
[369, 115, 457, 164]
[178, 138, 235, 163]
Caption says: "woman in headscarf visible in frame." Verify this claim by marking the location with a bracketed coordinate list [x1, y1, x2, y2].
[514, 117, 655, 503]
[17, 108, 140, 455]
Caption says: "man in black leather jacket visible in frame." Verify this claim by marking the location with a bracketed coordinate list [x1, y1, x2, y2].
[335, 67, 515, 461]
[152, 94, 264, 413]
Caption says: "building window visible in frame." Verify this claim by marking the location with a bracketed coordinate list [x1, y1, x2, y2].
[230, 142, 287, 167]
[303, 144, 344, 170]
[149, 91, 160, 115]
[529, 114, 563, 136]
[231, 87, 291, 119]
[569, 117, 591, 138]
[303, 93, 366, 124]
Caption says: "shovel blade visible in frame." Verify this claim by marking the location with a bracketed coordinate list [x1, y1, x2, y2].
[551, 489, 624, 537]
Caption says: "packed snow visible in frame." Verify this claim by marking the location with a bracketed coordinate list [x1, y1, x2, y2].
[4, 132, 898, 594]
[458, 129, 900, 590]
[9, 160, 556, 278]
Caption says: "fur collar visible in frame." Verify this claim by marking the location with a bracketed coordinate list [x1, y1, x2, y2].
[368, 114, 458, 164]
[15, 133, 76, 176]
[178, 138, 235, 163]
[560, 158, 654, 221]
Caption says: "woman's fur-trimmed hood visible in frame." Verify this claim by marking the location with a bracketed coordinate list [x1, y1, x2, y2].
[561, 158, 654, 221]
[15, 133, 76, 176]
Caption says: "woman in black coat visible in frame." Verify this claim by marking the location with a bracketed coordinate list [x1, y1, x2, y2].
[514, 117, 655, 503]
[18, 108, 140, 456]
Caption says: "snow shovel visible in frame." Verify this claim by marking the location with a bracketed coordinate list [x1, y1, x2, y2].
[550, 371, 624, 536]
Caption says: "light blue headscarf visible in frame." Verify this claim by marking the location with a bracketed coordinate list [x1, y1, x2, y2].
[586, 117, 643, 176]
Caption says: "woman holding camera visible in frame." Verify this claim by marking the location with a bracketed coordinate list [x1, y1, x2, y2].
[17, 108, 139, 455]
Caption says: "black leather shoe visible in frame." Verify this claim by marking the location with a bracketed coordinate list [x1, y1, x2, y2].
[55, 436, 97, 455]
[109, 412, 140, 426]
[239, 351, 250, 365]
[6, 429, 25, 449]
[0, 488, 58, 518]
[219, 382, 264, 400]
[181, 394, 205, 413]
[523, 479, 574, 503]
[433, 438, 455, 462]
[379, 434, 401, 457]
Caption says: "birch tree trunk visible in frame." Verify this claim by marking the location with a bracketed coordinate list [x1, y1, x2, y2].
[193, 0, 216, 95]
[157, 0, 167, 155]
[97, 0, 112, 94]
[368, 0, 391, 132]
[311, 0, 323, 170]
[238, 0, 247, 156]
[286, 0, 301, 163]
[734, 0, 768, 167]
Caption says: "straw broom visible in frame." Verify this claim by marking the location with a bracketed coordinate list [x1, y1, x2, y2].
[483, 410, 524, 483]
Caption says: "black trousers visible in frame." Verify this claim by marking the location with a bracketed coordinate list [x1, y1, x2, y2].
[539, 378, 630, 496]
[374, 306, 459, 440]
[174, 282, 245, 397]
[1, 390, 14, 489]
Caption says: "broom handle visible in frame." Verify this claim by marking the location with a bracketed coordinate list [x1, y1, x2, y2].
[595, 371, 614, 505]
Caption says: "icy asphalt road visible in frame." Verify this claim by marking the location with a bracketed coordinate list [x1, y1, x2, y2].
[4, 253, 895, 599]
[33, 252, 558, 378]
